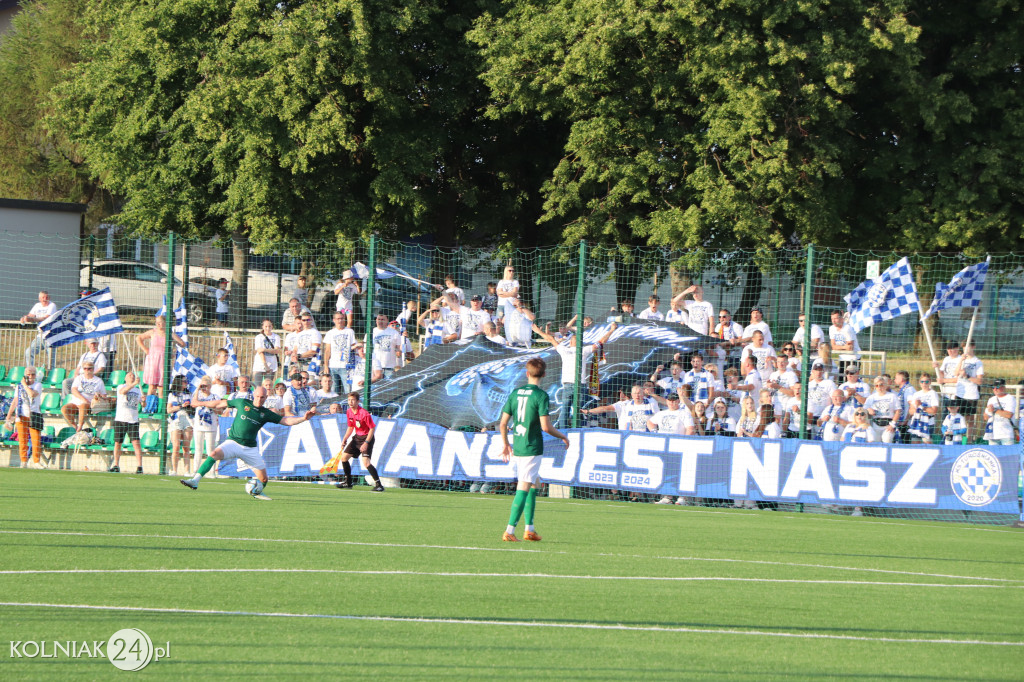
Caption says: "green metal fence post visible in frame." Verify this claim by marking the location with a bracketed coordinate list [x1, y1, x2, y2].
[362, 235, 377, 406]
[159, 233, 176, 475]
[572, 241, 587, 428]
[798, 245, 815, 441]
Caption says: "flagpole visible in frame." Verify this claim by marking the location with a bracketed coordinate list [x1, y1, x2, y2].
[918, 309, 938, 365]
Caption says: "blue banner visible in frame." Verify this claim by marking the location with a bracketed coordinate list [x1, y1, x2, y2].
[216, 416, 1020, 515]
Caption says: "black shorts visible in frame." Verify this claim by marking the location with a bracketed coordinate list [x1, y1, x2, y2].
[947, 397, 978, 416]
[344, 434, 374, 457]
[114, 420, 140, 444]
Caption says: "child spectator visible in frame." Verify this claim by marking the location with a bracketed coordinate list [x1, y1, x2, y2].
[252, 319, 282, 385]
[828, 309, 861, 374]
[109, 371, 144, 474]
[417, 305, 447, 347]
[481, 283, 499, 316]
[333, 271, 360, 329]
[637, 295, 663, 321]
[651, 361, 685, 398]
[707, 398, 736, 437]
[942, 403, 968, 445]
[206, 348, 239, 399]
[167, 375, 193, 475]
[215, 278, 230, 325]
[683, 353, 716, 404]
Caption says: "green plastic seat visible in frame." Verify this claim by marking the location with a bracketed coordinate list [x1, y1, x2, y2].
[108, 370, 127, 388]
[90, 428, 115, 451]
[140, 430, 161, 452]
[40, 393, 63, 415]
[43, 367, 66, 388]
[52, 427, 76, 446]
[2, 366, 25, 387]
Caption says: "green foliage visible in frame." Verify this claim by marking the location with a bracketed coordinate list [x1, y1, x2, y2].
[0, 0, 111, 223]
[54, 0, 563, 250]
[471, 0, 1024, 253]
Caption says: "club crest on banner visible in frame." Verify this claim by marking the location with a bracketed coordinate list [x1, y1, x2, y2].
[950, 449, 1002, 507]
[61, 301, 101, 334]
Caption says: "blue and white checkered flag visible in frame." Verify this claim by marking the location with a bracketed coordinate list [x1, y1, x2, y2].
[156, 295, 189, 347]
[38, 287, 123, 348]
[844, 257, 920, 333]
[223, 331, 240, 376]
[172, 347, 210, 393]
[308, 348, 321, 377]
[922, 258, 989, 320]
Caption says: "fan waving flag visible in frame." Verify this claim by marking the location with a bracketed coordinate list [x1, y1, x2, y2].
[156, 295, 189, 347]
[922, 258, 989, 320]
[173, 347, 210, 393]
[38, 287, 124, 348]
[844, 257, 920, 333]
[223, 331, 240, 375]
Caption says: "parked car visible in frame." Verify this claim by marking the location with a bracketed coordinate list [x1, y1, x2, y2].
[308, 263, 436, 326]
[80, 260, 216, 318]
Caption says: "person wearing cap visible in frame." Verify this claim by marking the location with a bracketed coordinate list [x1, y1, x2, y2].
[535, 322, 618, 430]
[283, 370, 319, 417]
[637, 295, 663, 321]
[839, 365, 870, 410]
[983, 379, 1018, 445]
[215, 277, 230, 325]
[333, 270, 361, 329]
[447, 292, 491, 341]
[367, 313, 402, 381]
[806, 361, 838, 430]
[62, 338, 107, 398]
[741, 307, 773, 346]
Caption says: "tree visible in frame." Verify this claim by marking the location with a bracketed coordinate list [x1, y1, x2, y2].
[0, 0, 112, 223]
[470, 0, 1024, 255]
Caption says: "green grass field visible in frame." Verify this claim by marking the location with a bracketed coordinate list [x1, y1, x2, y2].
[1, 468, 1022, 680]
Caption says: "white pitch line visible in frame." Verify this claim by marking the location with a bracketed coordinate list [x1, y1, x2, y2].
[0, 568, 1017, 589]
[1, 529, 1020, 584]
[0, 601, 1020, 647]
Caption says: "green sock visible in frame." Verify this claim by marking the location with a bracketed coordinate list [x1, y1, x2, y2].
[197, 457, 216, 478]
[524, 488, 538, 526]
[507, 490, 527, 528]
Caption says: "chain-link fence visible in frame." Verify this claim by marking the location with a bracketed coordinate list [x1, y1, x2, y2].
[2, 229, 1021, 523]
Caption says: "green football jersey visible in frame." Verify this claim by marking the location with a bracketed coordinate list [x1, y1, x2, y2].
[501, 384, 550, 456]
[226, 399, 283, 447]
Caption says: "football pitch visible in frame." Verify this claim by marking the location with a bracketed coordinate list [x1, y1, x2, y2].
[1, 469, 1022, 680]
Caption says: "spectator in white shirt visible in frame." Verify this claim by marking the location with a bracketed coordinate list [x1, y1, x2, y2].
[934, 340, 984, 441]
[741, 330, 777, 381]
[534, 322, 617, 429]
[62, 339, 107, 398]
[61, 362, 110, 431]
[495, 265, 520, 318]
[333, 270, 360, 329]
[448, 293, 491, 341]
[713, 308, 745, 373]
[482, 321, 507, 345]
[323, 312, 357, 394]
[583, 384, 659, 432]
[983, 379, 1017, 446]
[741, 307, 773, 346]
[828, 309, 861, 374]
[252, 318, 282, 385]
[637, 295, 663, 321]
[679, 285, 715, 336]
[22, 290, 57, 370]
[792, 313, 824, 356]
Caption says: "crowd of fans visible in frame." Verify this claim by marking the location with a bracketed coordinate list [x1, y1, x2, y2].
[5, 272, 1021, 498]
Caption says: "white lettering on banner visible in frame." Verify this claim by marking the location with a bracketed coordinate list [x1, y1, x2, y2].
[621, 435, 665, 490]
[888, 448, 939, 504]
[320, 418, 346, 462]
[382, 423, 434, 476]
[837, 446, 887, 501]
[730, 441, 780, 497]
[780, 444, 836, 500]
[280, 421, 323, 473]
[578, 431, 620, 487]
[483, 434, 515, 478]
[437, 430, 486, 478]
[668, 438, 713, 493]
[539, 432, 581, 482]
[368, 421, 396, 468]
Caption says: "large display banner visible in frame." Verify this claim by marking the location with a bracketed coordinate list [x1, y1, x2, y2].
[359, 321, 720, 430]
[217, 415, 1021, 515]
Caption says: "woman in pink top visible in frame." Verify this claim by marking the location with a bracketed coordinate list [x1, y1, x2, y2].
[137, 315, 186, 397]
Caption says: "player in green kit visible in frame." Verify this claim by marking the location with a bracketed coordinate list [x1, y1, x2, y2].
[181, 385, 316, 500]
[499, 357, 569, 541]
